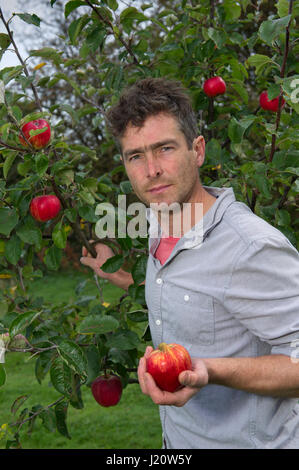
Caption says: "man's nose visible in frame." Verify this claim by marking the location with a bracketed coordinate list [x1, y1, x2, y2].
[146, 155, 162, 178]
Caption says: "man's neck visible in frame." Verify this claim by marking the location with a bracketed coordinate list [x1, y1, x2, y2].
[155, 186, 217, 238]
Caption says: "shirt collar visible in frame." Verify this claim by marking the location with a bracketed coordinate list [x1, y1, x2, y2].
[146, 186, 236, 253]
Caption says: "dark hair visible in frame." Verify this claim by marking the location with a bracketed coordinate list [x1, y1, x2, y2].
[105, 77, 198, 150]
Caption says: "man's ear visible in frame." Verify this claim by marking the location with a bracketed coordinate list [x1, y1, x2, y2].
[193, 136, 205, 168]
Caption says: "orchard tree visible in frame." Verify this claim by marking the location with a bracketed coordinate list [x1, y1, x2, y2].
[0, 0, 298, 448]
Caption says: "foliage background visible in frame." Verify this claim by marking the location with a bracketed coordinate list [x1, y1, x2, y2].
[0, 0, 298, 448]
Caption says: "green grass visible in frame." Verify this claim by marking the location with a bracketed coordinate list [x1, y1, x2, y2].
[0, 268, 162, 449]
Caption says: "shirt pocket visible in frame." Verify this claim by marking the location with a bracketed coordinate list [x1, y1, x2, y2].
[165, 285, 215, 348]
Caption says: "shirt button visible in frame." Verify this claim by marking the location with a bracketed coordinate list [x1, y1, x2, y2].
[184, 294, 190, 302]
[156, 278, 162, 285]
[156, 319, 161, 326]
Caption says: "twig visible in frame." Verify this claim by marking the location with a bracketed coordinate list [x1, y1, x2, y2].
[0, 139, 28, 152]
[10, 396, 65, 429]
[277, 175, 297, 209]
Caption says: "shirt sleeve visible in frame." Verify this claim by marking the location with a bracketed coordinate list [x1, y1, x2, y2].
[223, 235, 299, 357]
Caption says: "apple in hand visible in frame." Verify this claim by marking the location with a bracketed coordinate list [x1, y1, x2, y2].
[30, 195, 61, 222]
[146, 342, 192, 393]
[91, 374, 123, 407]
[259, 91, 285, 112]
[203, 76, 226, 97]
[19, 119, 51, 149]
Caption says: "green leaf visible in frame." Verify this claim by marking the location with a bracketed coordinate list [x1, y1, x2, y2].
[84, 344, 101, 386]
[55, 401, 71, 439]
[3, 152, 17, 179]
[43, 245, 62, 270]
[4, 234, 22, 265]
[228, 116, 255, 144]
[29, 47, 63, 66]
[100, 254, 124, 273]
[57, 339, 88, 379]
[58, 103, 79, 125]
[50, 356, 72, 396]
[64, 0, 87, 18]
[15, 13, 41, 26]
[106, 329, 140, 350]
[107, 0, 118, 11]
[0, 208, 19, 236]
[0, 33, 11, 50]
[78, 315, 119, 334]
[52, 221, 67, 249]
[11, 395, 29, 414]
[0, 364, 6, 387]
[16, 220, 42, 247]
[35, 153, 49, 176]
[247, 54, 274, 75]
[223, 0, 241, 20]
[9, 311, 42, 337]
[258, 15, 291, 46]
[68, 15, 90, 45]
[207, 27, 227, 49]
[127, 310, 148, 323]
[131, 255, 147, 285]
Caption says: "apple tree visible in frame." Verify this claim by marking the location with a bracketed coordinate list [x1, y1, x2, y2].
[0, 0, 298, 448]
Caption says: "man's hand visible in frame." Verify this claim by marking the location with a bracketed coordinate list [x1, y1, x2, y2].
[138, 346, 209, 407]
[80, 241, 133, 290]
[80, 241, 116, 279]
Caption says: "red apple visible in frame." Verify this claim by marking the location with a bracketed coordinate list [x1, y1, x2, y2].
[259, 91, 285, 112]
[19, 119, 51, 149]
[30, 195, 61, 222]
[91, 374, 123, 407]
[146, 342, 192, 393]
[203, 76, 226, 97]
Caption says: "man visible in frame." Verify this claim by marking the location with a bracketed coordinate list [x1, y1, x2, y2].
[80, 77, 299, 449]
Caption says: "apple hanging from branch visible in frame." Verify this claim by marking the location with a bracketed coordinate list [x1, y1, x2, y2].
[203, 76, 226, 97]
[259, 91, 285, 112]
[30, 195, 61, 222]
[146, 342, 192, 393]
[19, 119, 51, 149]
[91, 374, 123, 407]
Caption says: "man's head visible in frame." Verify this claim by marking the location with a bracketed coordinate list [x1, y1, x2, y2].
[105, 77, 198, 151]
[105, 77, 206, 211]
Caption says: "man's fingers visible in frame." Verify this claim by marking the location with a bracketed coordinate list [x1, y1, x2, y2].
[80, 256, 95, 269]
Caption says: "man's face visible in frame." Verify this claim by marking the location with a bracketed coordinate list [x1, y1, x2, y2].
[120, 113, 205, 207]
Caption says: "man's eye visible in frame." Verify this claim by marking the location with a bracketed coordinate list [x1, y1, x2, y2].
[161, 146, 172, 152]
[129, 154, 141, 161]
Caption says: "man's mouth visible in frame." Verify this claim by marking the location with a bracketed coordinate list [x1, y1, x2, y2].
[148, 184, 172, 194]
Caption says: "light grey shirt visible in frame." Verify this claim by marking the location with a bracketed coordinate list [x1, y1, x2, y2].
[145, 186, 299, 449]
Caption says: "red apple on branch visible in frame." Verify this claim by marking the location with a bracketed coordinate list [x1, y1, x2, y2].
[146, 342, 192, 393]
[19, 119, 51, 149]
[203, 76, 226, 97]
[259, 91, 285, 112]
[91, 374, 123, 407]
[30, 195, 61, 222]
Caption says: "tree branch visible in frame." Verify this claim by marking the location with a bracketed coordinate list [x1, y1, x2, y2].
[268, 0, 293, 163]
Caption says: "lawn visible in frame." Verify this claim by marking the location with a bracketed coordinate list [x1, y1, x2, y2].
[0, 268, 162, 449]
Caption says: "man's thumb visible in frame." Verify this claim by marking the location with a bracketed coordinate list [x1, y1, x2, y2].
[80, 256, 94, 268]
[179, 370, 199, 388]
